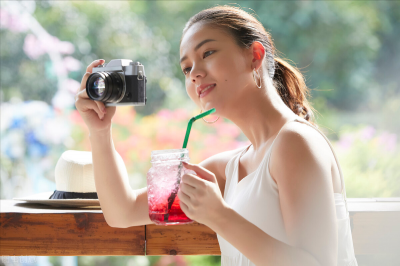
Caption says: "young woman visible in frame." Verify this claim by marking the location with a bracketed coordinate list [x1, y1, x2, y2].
[75, 5, 357, 266]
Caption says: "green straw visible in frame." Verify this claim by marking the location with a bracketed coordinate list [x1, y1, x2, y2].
[182, 108, 216, 148]
[164, 108, 217, 222]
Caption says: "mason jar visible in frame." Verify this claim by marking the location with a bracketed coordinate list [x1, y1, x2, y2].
[146, 148, 196, 225]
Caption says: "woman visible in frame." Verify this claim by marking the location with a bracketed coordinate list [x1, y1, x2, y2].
[75, 5, 357, 266]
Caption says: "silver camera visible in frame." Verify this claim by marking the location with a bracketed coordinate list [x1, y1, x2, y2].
[86, 59, 147, 106]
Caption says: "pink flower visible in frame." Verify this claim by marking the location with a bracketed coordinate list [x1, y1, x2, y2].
[0, 9, 29, 32]
[62, 78, 81, 94]
[63, 56, 82, 72]
[23, 34, 45, 60]
[40, 35, 75, 55]
[154, 256, 188, 266]
[173, 108, 189, 121]
[23, 33, 75, 60]
[57, 40, 75, 55]
[127, 135, 140, 147]
[69, 110, 85, 126]
[360, 126, 375, 141]
[378, 132, 397, 153]
[112, 107, 136, 126]
[155, 128, 185, 149]
[53, 61, 68, 76]
[157, 109, 173, 120]
[337, 133, 354, 151]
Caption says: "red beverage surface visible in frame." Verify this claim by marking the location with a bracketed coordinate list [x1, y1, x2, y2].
[149, 192, 193, 225]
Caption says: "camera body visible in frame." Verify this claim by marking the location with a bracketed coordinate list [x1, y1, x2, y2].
[86, 59, 147, 107]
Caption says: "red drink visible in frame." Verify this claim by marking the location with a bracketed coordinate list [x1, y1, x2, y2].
[147, 149, 195, 225]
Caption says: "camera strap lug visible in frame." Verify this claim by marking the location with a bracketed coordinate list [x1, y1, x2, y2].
[138, 70, 144, 80]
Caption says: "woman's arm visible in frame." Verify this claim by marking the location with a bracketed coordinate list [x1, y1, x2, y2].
[74, 59, 155, 228]
[272, 126, 338, 265]
[89, 129, 137, 227]
[209, 207, 320, 266]
[203, 126, 337, 266]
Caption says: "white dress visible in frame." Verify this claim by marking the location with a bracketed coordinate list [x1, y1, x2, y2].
[217, 116, 358, 266]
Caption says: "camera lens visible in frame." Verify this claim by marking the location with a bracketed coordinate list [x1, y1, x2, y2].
[91, 77, 105, 97]
[86, 72, 124, 103]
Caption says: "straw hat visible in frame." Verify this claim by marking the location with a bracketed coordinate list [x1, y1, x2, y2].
[13, 150, 101, 208]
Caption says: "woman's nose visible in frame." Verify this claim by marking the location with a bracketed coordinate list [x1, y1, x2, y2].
[190, 65, 206, 83]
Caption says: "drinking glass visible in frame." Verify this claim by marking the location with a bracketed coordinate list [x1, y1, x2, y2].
[147, 148, 196, 225]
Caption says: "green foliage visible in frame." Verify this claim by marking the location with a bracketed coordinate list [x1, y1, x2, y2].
[2, 1, 400, 116]
[185, 255, 221, 266]
[333, 124, 400, 197]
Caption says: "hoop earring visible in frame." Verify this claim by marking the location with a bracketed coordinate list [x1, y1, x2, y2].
[200, 109, 220, 124]
[253, 68, 262, 88]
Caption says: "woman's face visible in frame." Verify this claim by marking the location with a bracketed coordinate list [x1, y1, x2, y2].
[180, 23, 253, 115]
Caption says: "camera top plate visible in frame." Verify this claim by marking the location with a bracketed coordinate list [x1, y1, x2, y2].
[93, 59, 145, 77]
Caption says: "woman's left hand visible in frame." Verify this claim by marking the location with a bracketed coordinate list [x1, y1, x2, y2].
[178, 162, 227, 226]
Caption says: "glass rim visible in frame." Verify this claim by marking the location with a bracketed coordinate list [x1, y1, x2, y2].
[151, 148, 189, 156]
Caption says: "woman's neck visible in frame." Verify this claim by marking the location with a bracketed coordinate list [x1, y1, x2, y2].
[225, 85, 297, 152]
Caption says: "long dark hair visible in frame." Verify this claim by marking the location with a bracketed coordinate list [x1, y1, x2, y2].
[181, 5, 316, 125]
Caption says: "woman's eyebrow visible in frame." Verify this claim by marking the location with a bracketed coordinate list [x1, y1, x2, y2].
[180, 39, 217, 64]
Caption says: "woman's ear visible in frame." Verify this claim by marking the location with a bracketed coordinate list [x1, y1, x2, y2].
[250, 41, 265, 70]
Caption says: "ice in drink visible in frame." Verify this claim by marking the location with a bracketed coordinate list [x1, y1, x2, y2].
[147, 149, 195, 225]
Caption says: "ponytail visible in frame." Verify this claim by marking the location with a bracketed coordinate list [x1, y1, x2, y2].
[273, 58, 316, 126]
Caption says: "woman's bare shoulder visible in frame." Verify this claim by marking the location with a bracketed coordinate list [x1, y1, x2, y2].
[282, 121, 333, 156]
[270, 121, 334, 184]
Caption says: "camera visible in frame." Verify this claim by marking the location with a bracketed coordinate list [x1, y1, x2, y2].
[86, 59, 147, 106]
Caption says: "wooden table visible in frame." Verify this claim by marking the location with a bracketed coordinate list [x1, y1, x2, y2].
[1, 199, 400, 256]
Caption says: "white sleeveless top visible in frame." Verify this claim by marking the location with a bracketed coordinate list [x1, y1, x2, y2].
[217, 116, 358, 266]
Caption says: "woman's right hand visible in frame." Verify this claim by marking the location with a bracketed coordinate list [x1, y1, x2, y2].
[75, 59, 117, 135]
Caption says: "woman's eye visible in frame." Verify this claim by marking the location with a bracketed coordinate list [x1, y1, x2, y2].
[182, 51, 215, 75]
[183, 67, 191, 75]
[204, 50, 215, 58]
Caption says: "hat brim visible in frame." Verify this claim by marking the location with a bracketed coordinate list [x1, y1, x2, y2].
[13, 191, 101, 208]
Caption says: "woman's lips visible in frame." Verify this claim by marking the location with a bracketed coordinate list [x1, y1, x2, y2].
[200, 84, 216, 98]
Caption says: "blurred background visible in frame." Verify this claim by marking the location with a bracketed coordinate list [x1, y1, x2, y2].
[1, 1, 399, 266]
